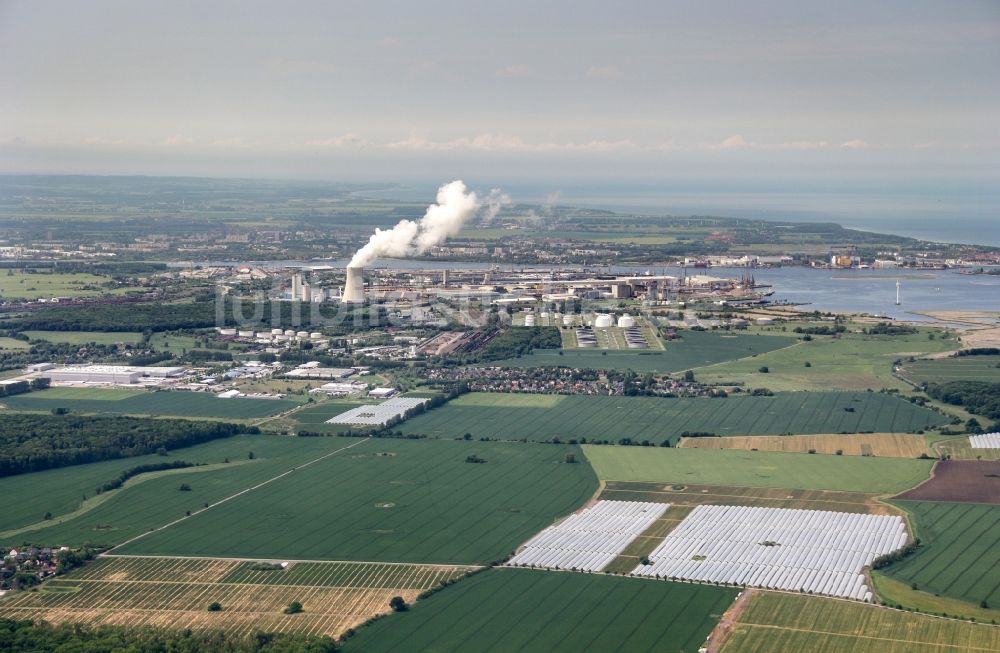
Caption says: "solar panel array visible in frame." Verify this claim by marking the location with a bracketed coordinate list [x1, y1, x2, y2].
[325, 397, 429, 426]
[507, 500, 668, 572]
[969, 432, 1000, 449]
[631, 505, 907, 601]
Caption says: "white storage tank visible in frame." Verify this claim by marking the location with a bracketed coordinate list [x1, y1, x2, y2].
[256, 331, 272, 339]
[617, 314, 636, 328]
[219, 328, 236, 336]
[310, 332, 323, 339]
[524, 314, 536, 326]
[563, 315, 574, 326]
[284, 329, 295, 336]
[238, 330, 254, 338]
[594, 313, 614, 328]
[296, 331, 309, 338]
[271, 328, 283, 335]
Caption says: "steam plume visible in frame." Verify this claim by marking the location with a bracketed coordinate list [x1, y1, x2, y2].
[481, 188, 512, 223]
[349, 180, 479, 268]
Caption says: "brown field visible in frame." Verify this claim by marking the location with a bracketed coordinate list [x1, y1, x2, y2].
[895, 460, 1000, 504]
[0, 556, 477, 638]
[600, 481, 901, 516]
[680, 433, 932, 458]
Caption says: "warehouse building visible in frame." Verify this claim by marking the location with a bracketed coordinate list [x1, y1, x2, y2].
[47, 365, 186, 385]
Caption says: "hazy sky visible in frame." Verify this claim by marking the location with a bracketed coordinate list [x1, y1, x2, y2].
[1, 0, 998, 182]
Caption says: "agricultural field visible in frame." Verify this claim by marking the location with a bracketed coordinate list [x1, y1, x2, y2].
[897, 354, 1000, 385]
[0, 434, 346, 547]
[1, 387, 300, 419]
[895, 460, 1000, 503]
[341, 568, 738, 653]
[116, 439, 598, 565]
[0, 271, 137, 299]
[400, 391, 947, 445]
[582, 446, 933, 493]
[279, 400, 375, 433]
[884, 501, 1000, 608]
[692, 329, 956, 391]
[680, 433, 932, 458]
[494, 329, 796, 373]
[0, 555, 475, 638]
[600, 482, 898, 515]
[0, 336, 30, 349]
[719, 591, 1000, 653]
[21, 330, 144, 345]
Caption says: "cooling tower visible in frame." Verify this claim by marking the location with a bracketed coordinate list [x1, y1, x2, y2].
[342, 266, 365, 303]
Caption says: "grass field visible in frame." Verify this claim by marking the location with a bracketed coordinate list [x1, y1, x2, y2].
[679, 433, 932, 458]
[719, 591, 1000, 653]
[600, 481, 899, 515]
[898, 355, 1000, 385]
[21, 330, 144, 345]
[116, 439, 598, 564]
[693, 329, 956, 391]
[0, 336, 30, 349]
[872, 573, 1000, 623]
[399, 391, 948, 445]
[290, 400, 377, 433]
[0, 271, 136, 299]
[1, 387, 299, 419]
[582, 446, 933, 493]
[341, 568, 738, 653]
[883, 501, 1000, 608]
[0, 556, 475, 638]
[0, 434, 347, 547]
[493, 330, 797, 373]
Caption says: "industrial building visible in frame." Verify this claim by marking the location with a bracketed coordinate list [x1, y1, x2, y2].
[47, 365, 186, 385]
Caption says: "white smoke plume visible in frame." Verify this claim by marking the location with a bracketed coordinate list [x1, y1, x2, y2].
[481, 188, 512, 223]
[349, 180, 480, 268]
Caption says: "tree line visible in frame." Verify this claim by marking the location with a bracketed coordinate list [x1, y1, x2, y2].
[0, 414, 254, 477]
[926, 381, 1000, 420]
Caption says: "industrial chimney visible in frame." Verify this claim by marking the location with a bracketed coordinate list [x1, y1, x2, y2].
[342, 266, 365, 303]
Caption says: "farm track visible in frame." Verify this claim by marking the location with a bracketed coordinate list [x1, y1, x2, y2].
[105, 437, 370, 554]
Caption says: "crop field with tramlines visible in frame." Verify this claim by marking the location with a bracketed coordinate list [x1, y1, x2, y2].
[401, 391, 946, 445]
[0, 556, 477, 638]
[883, 501, 1000, 607]
[679, 433, 932, 458]
[719, 591, 1000, 653]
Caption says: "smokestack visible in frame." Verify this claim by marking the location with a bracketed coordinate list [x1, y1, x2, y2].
[342, 266, 365, 303]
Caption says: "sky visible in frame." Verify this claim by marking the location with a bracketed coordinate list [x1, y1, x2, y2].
[1, 0, 998, 188]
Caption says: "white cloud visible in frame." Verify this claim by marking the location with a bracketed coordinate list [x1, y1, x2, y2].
[378, 36, 401, 47]
[304, 133, 371, 149]
[840, 139, 870, 149]
[495, 64, 528, 78]
[385, 133, 637, 153]
[162, 134, 194, 146]
[585, 64, 621, 79]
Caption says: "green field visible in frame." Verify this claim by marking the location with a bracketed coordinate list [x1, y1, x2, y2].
[898, 355, 1000, 385]
[0, 434, 343, 547]
[720, 591, 1000, 653]
[494, 330, 797, 373]
[21, 330, 144, 345]
[693, 329, 956, 391]
[342, 568, 737, 653]
[399, 391, 948, 445]
[0, 271, 137, 299]
[883, 501, 1000, 608]
[582, 446, 933, 493]
[116, 439, 597, 564]
[1, 387, 298, 419]
[0, 336, 30, 349]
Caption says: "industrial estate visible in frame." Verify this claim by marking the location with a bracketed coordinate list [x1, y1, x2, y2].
[0, 174, 997, 653]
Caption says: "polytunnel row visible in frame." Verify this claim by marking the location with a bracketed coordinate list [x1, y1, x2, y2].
[507, 500, 668, 572]
[969, 432, 1000, 449]
[629, 505, 907, 601]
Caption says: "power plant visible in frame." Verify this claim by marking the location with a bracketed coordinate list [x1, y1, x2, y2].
[342, 266, 365, 303]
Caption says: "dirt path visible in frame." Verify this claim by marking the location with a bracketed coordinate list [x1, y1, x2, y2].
[104, 437, 370, 555]
[707, 587, 755, 652]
